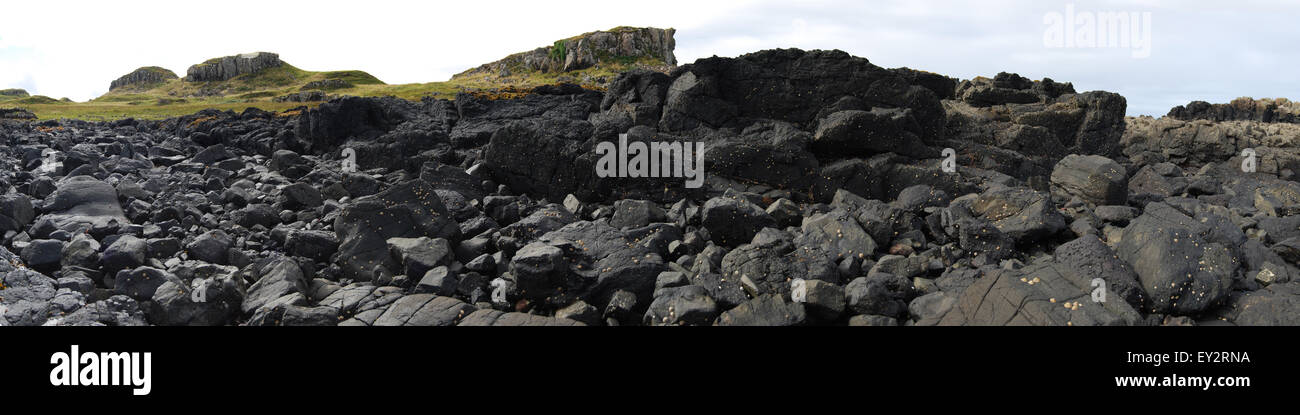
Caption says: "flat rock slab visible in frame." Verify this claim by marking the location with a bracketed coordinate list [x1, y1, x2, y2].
[926, 262, 1142, 326]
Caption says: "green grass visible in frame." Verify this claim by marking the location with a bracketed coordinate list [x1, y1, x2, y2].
[449, 55, 664, 88]
[97, 63, 366, 102]
[322, 70, 384, 85]
[12, 95, 65, 105]
[549, 40, 567, 62]
[92, 93, 159, 103]
[11, 32, 672, 122]
[234, 91, 277, 99]
[17, 60, 649, 120]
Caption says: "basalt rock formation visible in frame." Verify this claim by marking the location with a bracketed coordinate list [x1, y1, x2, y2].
[455, 26, 676, 80]
[185, 52, 284, 82]
[1168, 97, 1300, 124]
[0, 108, 36, 120]
[3, 47, 1300, 326]
[110, 66, 180, 91]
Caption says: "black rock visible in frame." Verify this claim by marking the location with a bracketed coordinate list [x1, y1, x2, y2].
[845, 274, 911, 319]
[0, 193, 36, 233]
[922, 261, 1142, 326]
[715, 294, 807, 326]
[1050, 154, 1128, 206]
[231, 204, 280, 229]
[609, 199, 666, 229]
[187, 230, 233, 264]
[36, 176, 127, 236]
[281, 182, 323, 209]
[701, 195, 776, 247]
[644, 285, 718, 326]
[416, 266, 458, 296]
[20, 239, 64, 272]
[333, 180, 459, 281]
[114, 266, 178, 301]
[148, 268, 243, 326]
[242, 258, 307, 314]
[386, 237, 453, 279]
[102, 235, 147, 273]
[1116, 203, 1234, 315]
[285, 230, 339, 262]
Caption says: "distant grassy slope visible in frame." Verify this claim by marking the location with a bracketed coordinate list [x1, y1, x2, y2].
[5, 27, 677, 121]
[11, 64, 637, 120]
[98, 63, 386, 101]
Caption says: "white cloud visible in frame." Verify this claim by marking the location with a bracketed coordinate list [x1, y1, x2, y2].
[2, 0, 1297, 116]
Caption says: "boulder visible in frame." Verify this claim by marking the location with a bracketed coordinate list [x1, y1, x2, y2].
[701, 195, 777, 246]
[241, 258, 307, 314]
[186, 230, 232, 264]
[644, 285, 718, 326]
[285, 230, 339, 262]
[36, 176, 126, 235]
[372, 294, 475, 326]
[968, 187, 1066, 242]
[386, 237, 453, 279]
[609, 199, 667, 229]
[1053, 235, 1147, 310]
[1050, 154, 1128, 205]
[147, 271, 243, 326]
[333, 180, 459, 280]
[113, 266, 177, 302]
[0, 194, 35, 233]
[927, 262, 1142, 326]
[715, 294, 807, 326]
[1116, 203, 1235, 315]
[102, 235, 147, 273]
[19, 239, 63, 272]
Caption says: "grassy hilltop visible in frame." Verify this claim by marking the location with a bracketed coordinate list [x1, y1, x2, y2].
[1, 27, 677, 121]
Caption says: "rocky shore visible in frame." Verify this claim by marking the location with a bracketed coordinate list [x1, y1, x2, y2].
[3, 48, 1299, 326]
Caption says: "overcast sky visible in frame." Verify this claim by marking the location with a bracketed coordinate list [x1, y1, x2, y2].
[1, 0, 1296, 116]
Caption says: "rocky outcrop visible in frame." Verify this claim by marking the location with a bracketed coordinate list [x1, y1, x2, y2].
[1122, 116, 1300, 176]
[0, 108, 36, 120]
[300, 79, 353, 91]
[273, 91, 332, 103]
[1168, 97, 1300, 124]
[109, 66, 179, 91]
[185, 52, 283, 82]
[0, 88, 29, 97]
[7, 43, 1300, 327]
[454, 27, 676, 79]
[942, 72, 1128, 182]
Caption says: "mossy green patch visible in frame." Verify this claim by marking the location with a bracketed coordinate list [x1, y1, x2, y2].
[323, 70, 384, 85]
[12, 95, 65, 105]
